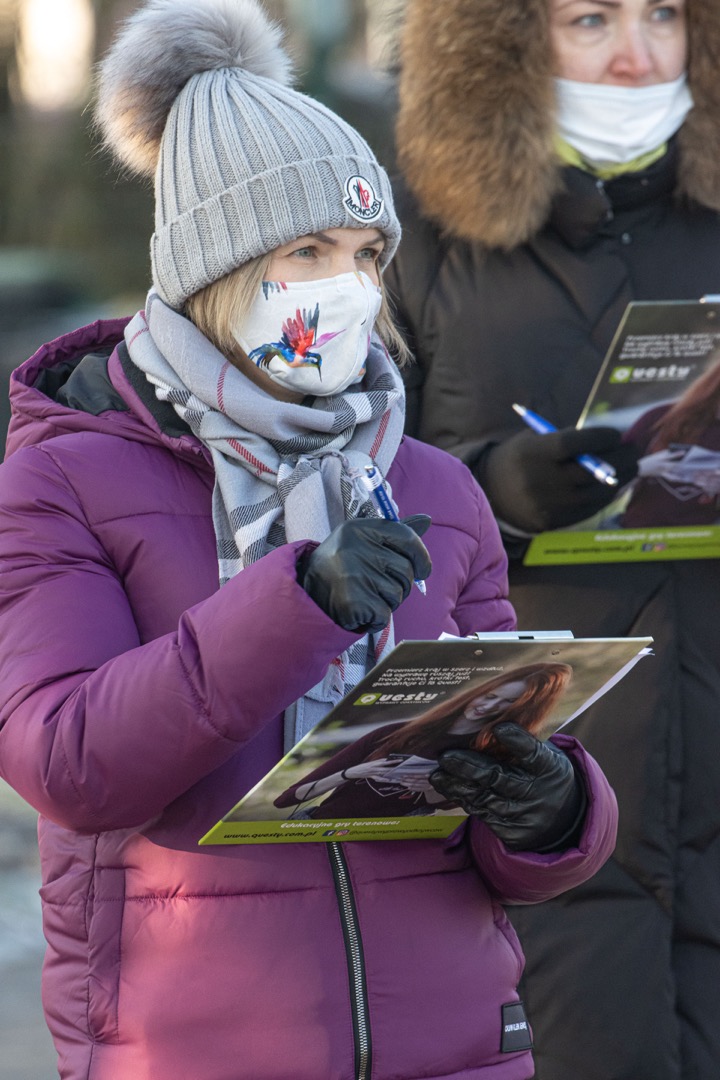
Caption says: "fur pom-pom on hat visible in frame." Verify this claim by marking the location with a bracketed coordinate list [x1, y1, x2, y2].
[93, 0, 400, 309]
[95, 0, 292, 177]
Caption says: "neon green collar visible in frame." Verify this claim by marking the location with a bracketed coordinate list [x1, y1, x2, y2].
[554, 136, 667, 179]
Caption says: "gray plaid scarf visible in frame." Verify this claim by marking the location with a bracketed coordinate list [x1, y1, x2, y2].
[125, 290, 405, 749]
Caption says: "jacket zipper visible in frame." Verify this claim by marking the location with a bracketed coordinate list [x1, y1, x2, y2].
[327, 842, 372, 1080]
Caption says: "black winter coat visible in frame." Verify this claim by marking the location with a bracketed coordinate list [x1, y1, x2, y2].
[385, 145, 720, 1080]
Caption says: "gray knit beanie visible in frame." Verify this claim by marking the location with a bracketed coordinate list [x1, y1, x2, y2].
[95, 0, 401, 310]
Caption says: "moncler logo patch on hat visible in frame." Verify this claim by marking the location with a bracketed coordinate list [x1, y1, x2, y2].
[344, 175, 384, 223]
[500, 1002, 533, 1053]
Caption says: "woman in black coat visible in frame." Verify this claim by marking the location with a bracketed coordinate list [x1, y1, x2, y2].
[385, 1, 720, 1078]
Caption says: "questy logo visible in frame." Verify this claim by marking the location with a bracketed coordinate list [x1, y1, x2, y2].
[354, 693, 381, 705]
[344, 175, 384, 223]
[353, 691, 439, 705]
[610, 363, 694, 383]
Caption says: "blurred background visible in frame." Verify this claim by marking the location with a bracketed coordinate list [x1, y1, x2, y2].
[0, 2, 402, 1075]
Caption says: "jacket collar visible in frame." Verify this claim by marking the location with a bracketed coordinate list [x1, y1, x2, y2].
[548, 140, 679, 249]
[5, 318, 205, 466]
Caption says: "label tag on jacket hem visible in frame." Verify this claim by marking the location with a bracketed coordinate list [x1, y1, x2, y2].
[501, 1001, 533, 1053]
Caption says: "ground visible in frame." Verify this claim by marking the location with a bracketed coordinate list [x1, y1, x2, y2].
[0, 780, 58, 1080]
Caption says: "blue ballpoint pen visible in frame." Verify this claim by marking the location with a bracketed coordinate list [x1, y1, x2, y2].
[361, 465, 427, 595]
[512, 403, 618, 487]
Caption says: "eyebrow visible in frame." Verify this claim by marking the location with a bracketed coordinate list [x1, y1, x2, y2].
[555, 0, 665, 8]
[305, 231, 386, 247]
[554, 0, 615, 9]
[307, 232, 337, 246]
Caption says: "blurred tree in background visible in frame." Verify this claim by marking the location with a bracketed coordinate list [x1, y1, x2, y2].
[2, 1, 152, 302]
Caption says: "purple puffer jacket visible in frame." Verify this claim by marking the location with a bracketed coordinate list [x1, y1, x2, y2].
[0, 319, 618, 1080]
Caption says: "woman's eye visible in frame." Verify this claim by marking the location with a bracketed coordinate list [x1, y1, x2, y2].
[290, 246, 316, 259]
[574, 13, 604, 28]
[651, 5, 679, 22]
[357, 247, 383, 262]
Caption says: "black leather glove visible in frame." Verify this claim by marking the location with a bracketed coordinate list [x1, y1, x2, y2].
[429, 722, 587, 852]
[298, 515, 432, 634]
[477, 426, 639, 533]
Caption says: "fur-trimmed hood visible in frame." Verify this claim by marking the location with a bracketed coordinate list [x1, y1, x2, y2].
[395, 0, 720, 248]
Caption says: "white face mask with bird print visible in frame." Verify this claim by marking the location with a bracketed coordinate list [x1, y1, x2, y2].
[233, 271, 383, 397]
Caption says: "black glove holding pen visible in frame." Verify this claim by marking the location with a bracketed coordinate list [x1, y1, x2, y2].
[298, 515, 432, 634]
[475, 426, 640, 534]
[429, 722, 587, 853]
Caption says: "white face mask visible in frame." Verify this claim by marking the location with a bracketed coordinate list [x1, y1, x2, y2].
[233, 271, 383, 397]
[555, 74, 693, 166]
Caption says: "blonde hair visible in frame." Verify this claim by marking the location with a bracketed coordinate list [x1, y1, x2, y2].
[184, 254, 412, 369]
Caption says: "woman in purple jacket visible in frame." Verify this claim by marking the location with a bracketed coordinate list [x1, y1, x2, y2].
[0, 2, 617, 1078]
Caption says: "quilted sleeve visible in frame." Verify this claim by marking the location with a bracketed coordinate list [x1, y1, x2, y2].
[0, 445, 357, 832]
[451, 462, 516, 635]
[465, 734, 619, 903]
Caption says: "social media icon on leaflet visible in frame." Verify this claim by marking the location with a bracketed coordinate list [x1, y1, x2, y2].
[322, 830, 336, 837]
